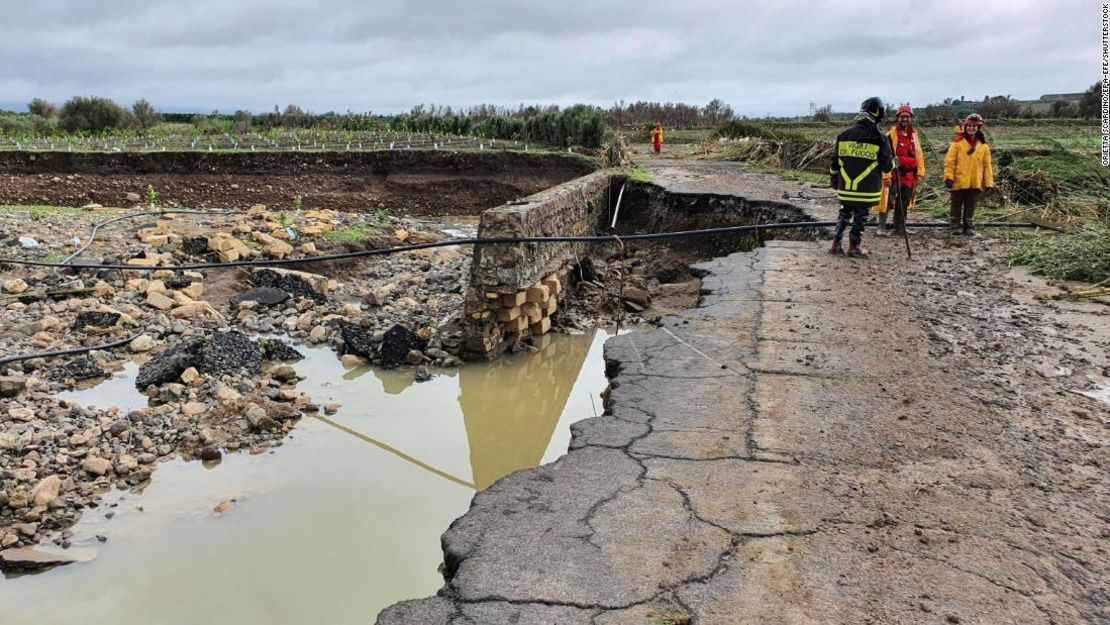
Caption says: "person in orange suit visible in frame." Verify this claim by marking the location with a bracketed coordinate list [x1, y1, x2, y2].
[650, 122, 663, 155]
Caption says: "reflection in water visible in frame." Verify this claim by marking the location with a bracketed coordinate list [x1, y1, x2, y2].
[1, 329, 613, 625]
[461, 332, 595, 489]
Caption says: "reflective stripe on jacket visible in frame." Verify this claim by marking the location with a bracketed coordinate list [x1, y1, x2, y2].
[829, 120, 894, 206]
[943, 135, 994, 190]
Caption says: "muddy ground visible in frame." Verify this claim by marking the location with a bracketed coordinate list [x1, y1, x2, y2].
[379, 160, 1109, 625]
[0, 150, 595, 216]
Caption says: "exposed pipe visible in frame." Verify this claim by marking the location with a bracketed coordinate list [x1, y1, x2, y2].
[609, 182, 626, 231]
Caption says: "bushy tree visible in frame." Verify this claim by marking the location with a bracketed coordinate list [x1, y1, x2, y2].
[233, 110, 253, 133]
[1049, 100, 1077, 118]
[28, 98, 58, 119]
[131, 99, 162, 129]
[58, 96, 133, 132]
[978, 95, 1021, 119]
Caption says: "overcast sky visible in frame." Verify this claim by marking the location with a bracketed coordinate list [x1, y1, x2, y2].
[1, 0, 1098, 116]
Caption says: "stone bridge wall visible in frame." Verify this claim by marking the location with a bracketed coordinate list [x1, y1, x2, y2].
[462, 171, 612, 358]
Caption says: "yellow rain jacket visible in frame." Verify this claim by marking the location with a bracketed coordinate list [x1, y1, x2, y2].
[944, 135, 994, 191]
[650, 126, 663, 144]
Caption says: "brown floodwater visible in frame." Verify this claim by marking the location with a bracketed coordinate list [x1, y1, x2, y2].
[0, 329, 613, 625]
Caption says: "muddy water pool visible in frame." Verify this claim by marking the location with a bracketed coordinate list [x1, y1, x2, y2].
[1, 329, 613, 625]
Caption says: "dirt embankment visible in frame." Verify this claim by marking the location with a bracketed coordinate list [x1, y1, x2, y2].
[0, 151, 596, 216]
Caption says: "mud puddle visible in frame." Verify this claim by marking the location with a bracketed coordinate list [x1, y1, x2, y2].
[0, 329, 614, 625]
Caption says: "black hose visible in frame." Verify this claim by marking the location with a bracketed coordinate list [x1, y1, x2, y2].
[0, 217, 1060, 367]
[0, 331, 145, 367]
[59, 209, 232, 267]
[0, 220, 1058, 272]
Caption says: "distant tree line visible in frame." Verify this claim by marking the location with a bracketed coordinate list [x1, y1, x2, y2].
[909, 84, 1099, 122]
[609, 99, 735, 129]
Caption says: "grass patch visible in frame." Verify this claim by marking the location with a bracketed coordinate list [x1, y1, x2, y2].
[1009, 221, 1110, 283]
[620, 166, 652, 183]
[0, 204, 83, 217]
[323, 226, 370, 243]
[743, 161, 828, 186]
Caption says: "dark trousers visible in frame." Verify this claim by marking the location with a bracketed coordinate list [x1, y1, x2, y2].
[950, 189, 981, 230]
[888, 185, 913, 233]
[834, 202, 870, 246]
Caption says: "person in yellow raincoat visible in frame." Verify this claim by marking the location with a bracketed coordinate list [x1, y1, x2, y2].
[944, 113, 994, 235]
[650, 122, 663, 155]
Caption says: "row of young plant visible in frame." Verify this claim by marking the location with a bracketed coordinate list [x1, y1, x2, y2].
[0, 127, 527, 153]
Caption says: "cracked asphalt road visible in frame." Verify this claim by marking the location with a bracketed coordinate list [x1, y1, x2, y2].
[378, 162, 1109, 625]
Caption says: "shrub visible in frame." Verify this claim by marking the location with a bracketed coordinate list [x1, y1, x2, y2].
[58, 96, 133, 132]
[28, 98, 58, 119]
[713, 120, 805, 142]
[132, 99, 162, 129]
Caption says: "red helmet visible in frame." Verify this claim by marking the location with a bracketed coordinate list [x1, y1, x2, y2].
[965, 113, 984, 125]
[896, 104, 914, 117]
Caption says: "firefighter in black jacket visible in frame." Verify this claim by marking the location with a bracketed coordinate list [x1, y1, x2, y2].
[829, 97, 895, 258]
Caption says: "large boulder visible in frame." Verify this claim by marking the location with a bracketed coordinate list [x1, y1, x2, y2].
[136, 331, 262, 389]
[340, 325, 375, 359]
[251, 269, 327, 303]
[379, 325, 427, 370]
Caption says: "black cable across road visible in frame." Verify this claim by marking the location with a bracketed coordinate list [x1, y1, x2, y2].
[0, 217, 1059, 367]
[0, 219, 1055, 272]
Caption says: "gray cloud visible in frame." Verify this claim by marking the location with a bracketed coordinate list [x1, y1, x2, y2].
[1, 0, 1098, 116]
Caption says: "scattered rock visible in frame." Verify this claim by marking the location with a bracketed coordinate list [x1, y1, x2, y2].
[182, 401, 208, 416]
[30, 476, 61, 508]
[180, 367, 201, 384]
[230, 287, 289, 307]
[72, 310, 121, 331]
[0, 547, 78, 573]
[129, 335, 156, 352]
[269, 365, 298, 383]
[145, 291, 175, 311]
[340, 354, 365, 368]
[198, 446, 222, 462]
[251, 268, 328, 303]
[7, 407, 34, 422]
[2, 279, 29, 295]
[621, 286, 651, 309]
[81, 457, 112, 476]
[216, 387, 242, 402]
[259, 338, 304, 362]
[180, 237, 209, 256]
[50, 356, 105, 382]
[0, 376, 27, 398]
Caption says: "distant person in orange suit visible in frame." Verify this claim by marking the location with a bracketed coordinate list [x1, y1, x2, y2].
[650, 122, 663, 155]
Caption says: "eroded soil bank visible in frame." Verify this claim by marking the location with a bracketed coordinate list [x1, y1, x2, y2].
[0, 151, 596, 216]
